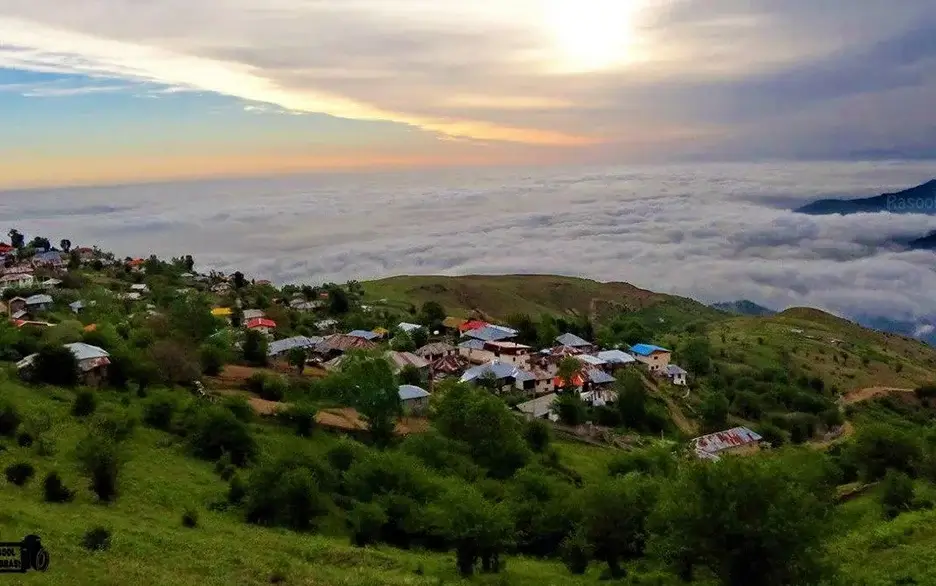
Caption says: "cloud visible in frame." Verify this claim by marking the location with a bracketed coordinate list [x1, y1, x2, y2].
[5, 162, 936, 326]
[1, 1, 935, 156]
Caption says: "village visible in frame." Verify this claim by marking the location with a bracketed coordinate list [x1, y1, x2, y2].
[0, 235, 764, 463]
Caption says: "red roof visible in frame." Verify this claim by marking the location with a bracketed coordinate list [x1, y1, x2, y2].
[458, 320, 489, 333]
[0, 243, 13, 253]
[246, 317, 276, 329]
[553, 373, 587, 388]
[127, 258, 145, 267]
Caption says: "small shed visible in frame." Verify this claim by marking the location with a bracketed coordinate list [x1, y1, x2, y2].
[398, 384, 430, 414]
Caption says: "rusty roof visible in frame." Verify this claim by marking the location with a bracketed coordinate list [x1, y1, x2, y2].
[691, 427, 763, 454]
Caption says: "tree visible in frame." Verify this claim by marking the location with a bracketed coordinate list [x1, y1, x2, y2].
[183, 255, 195, 272]
[287, 347, 307, 375]
[615, 370, 649, 430]
[880, 469, 915, 519]
[699, 392, 730, 432]
[344, 356, 402, 447]
[59, 239, 72, 253]
[580, 474, 658, 578]
[428, 484, 514, 576]
[397, 364, 425, 387]
[232, 271, 246, 289]
[328, 286, 350, 315]
[77, 435, 121, 502]
[849, 424, 923, 481]
[679, 336, 712, 376]
[230, 306, 243, 328]
[199, 343, 227, 376]
[148, 340, 201, 386]
[29, 236, 51, 252]
[536, 314, 561, 348]
[32, 344, 80, 387]
[556, 357, 583, 389]
[410, 327, 429, 349]
[242, 329, 269, 366]
[168, 295, 219, 342]
[8, 228, 24, 249]
[418, 301, 446, 328]
[552, 392, 588, 426]
[390, 330, 415, 352]
[649, 453, 837, 586]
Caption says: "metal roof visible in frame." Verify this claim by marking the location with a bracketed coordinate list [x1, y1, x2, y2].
[348, 330, 380, 340]
[596, 350, 636, 364]
[398, 322, 424, 333]
[386, 351, 429, 370]
[398, 384, 430, 401]
[268, 336, 323, 356]
[555, 332, 591, 347]
[416, 342, 455, 357]
[25, 294, 53, 305]
[460, 360, 534, 384]
[463, 325, 515, 342]
[578, 354, 607, 366]
[585, 368, 616, 385]
[515, 393, 558, 418]
[64, 342, 110, 361]
[629, 343, 670, 356]
[242, 309, 265, 320]
[664, 364, 688, 376]
[457, 339, 486, 350]
[691, 427, 763, 454]
[69, 300, 85, 312]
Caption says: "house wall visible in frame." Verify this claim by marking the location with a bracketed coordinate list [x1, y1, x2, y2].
[636, 351, 671, 372]
[671, 373, 687, 386]
[490, 351, 531, 369]
[402, 396, 429, 415]
[459, 347, 497, 365]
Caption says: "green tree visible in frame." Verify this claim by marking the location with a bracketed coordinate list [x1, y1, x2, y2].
[77, 434, 121, 502]
[344, 356, 402, 447]
[397, 364, 425, 387]
[615, 370, 648, 429]
[849, 424, 923, 481]
[410, 327, 429, 349]
[536, 314, 561, 348]
[556, 357, 583, 389]
[390, 330, 415, 352]
[8, 228, 24, 249]
[148, 340, 201, 386]
[199, 343, 227, 376]
[59, 239, 72, 253]
[428, 484, 514, 576]
[33, 344, 80, 387]
[679, 336, 712, 376]
[168, 295, 219, 342]
[242, 329, 269, 366]
[232, 271, 246, 289]
[328, 286, 350, 315]
[29, 236, 51, 252]
[552, 392, 588, 426]
[649, 454, 837, 586]
[506, 313, 539, 346]
[880, 469, 915, 519]
[418, 301, 446, 328]
[699, 392, 730, 432]
[287, 347, 307, 375]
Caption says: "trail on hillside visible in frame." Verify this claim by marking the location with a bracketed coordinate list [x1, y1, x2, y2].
[638, 372, 697, 436]
[840, 386, 915, 405]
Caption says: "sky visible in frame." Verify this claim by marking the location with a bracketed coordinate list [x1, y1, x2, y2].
[2, 0, 936, 188]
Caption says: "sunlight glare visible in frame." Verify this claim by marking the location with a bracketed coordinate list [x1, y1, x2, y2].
[544, 0, 644, 73]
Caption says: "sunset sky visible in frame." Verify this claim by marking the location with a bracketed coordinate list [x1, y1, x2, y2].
[1, 0, 935, 188]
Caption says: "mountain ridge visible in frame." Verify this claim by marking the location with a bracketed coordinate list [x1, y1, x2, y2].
[795, 178, 936, 216]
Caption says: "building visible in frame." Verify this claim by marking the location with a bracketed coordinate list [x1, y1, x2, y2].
[211, 307, 233, 318]
[416, 342, 456, 361]
[130, 283, 149, 294]
[690, 427, 763, 461]
[347, 329, 380, 341]
[24, 294, 53, 312]
[515, 393, 559, 421]
[664, 364, 688, 386]
[69, 300, 85, 314]
[246, 317, 277, 336]
[398, 385, 430, 414]
[595, 349, 637, 370]
[441, 316, 467, 332]
[428, 354, 469, 379]
[7, 297, 27, 316]
[41, 278, 62, 289]
[17, 342, 111, 385]
[462, 325, 517, 343]
[459, 360, 536, 394]
[629, 344, 672, 373]
[482, 340, 532, 368]
[397, 322, 424, 333]
[242, 309, 265, 321]
[458, 338, 493, 364]
[268, 336, 323, 358]
[31, 251, 64, 269]
[458, 319, 489, 333]
[386, 351, 430, 373]
[0, 272, 34, 292]
[555, 332, 595, 352]
[314, 334, 378, 359]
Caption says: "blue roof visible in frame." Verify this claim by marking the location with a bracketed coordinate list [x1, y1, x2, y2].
[463, 325, 515, 342]
[629, 343, 670, 356]
[398, 384, 430, 401]
[458, 339, 486, 350]
[347, 330, 380, 341]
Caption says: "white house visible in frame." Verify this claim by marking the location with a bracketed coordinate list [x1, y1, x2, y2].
[664, 364, 688, 386]
[0, 272, 34, 292]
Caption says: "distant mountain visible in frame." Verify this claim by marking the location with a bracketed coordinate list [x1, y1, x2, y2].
[853, 314, 936, 347]
[711, 300, 777, 317]
[909, 230, 936, 250]
[795, 179, 936, 215]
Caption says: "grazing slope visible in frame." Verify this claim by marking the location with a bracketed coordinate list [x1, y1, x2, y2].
[795, 178, 936, 215]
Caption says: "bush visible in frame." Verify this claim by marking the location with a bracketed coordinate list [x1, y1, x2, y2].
[71, 390, 97, 418]
[915, 384, 936, 401]
[327, 439, 363, 473]
[245, 466, 330, 531]
[259, 375, 288, 402]
[280, 404, 316, 437]
[881, 469, 915, 519]
[199, 343, 227, 376]
[560, 528, 592, 575]
[186, 407, 257, 467]
[77, 435, 120, 502]
[0, 400, 21, 437]
[82, 527, 112, 551]
[91, 408, 137, 443]
[43, 472, 75, 503]
[5, 462, 35, 486]
[348, 501, 388, 546]
[755, 423, 787, 447]
[221, 395, 253, 423]
[182, 509, 199, 528]
[34, 344, 80, 387]
[16, 431, 33, 447]
[142, 393, 179, 431]
[524, 419, 552, 453]
[228, 475, 247, 504]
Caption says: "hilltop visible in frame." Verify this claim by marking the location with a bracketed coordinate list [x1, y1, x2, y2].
[710, 299, 776, 317]
[795, 178, 936, 215]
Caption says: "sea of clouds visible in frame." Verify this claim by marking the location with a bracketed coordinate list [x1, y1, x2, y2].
[3, 160, 936, 327]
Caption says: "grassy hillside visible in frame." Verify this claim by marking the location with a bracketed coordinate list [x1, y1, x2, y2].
[362, 274, 672, 321]
[0, 376, 598, 586]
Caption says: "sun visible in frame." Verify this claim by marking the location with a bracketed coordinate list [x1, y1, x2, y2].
[543, 0, 644, 73]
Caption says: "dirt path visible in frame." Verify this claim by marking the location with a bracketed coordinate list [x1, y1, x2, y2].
[840, 386, 915, 405]
[638, 372, 696, 436]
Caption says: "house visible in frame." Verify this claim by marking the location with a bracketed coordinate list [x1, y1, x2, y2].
[515, 393, 559, 421]
[130, 283, 149, 294]
[428, 354, 469, 379]
[314, 334, 378, 358]
[555, 332, 594, 351]
[127, 258, 146, 271]
[17, 342, 110, 385]
[179, 272, 194, 279]
[459, 360, 536, 394]
[348, 329, 380, 341]
[690, 427, 763, 461]
[242, 309, 265, 321]
[0, 243, 13, 255]
[458, 338, 492, 364]
[398, 322, 424, 334]
[372, 327, 390, 339]
[7, 297, 27, 316]
[315, 319, 339, 331]
[482, 340, 532, 368]
[458, 319, 489, 333]
[290, 300, 320, 312]
[75, 247, 95, 262]
[664, 364, 688, 386]
[31, 251, 64, 269]
[25, 294, 53, 312]
[41, 278, 62, 289]
[416, 342, 456, 361]
[386, 351, 430, 373]
[398, 385, 430, 414]
[553, 367, 615, 393]
[69, 300, 85, 314]
[629, 344, 671, 373]
[0, 272, 34, 292]
[577, 354, 608, 368]
[246, 318, 277, 335]
[118, 292, 142, 301]
[595, 349, 636, 370]
[268, 336, 323, 358]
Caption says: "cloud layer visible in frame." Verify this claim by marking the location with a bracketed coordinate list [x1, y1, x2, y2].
[4, 161, 936, 325]
[1, 0, 935, 155]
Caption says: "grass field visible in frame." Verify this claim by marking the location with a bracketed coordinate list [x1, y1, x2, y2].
[0, 374, 636, 586]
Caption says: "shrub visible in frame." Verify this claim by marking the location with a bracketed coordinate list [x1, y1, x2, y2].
[524, 419, 552, 453]
[43, 472, 75, 503]
[187, 407, 257, 467]
[245, 467, 329, 531]
[259, 375, 288, 402]
[142, 393, 179, 431]
[280, 404, 317, 437]
[82, 527, 112, 551]
[71, 390, 97, 418]
[915, 384, 936, 401]
[755, 423, 787, 447]
[5, 462, 35, 486]
[182, 509, 199, 528]
[16, 431, 33, 447]
[77, 435, 120, 502]
[91, 408, 137, 443]
[199, 343, 226, 377]
[0, 400, 21, 437]
[881, 469, 915, 519]
[348, 501, 388, 546]
[221, 395, 253, 423]
[228, 475, 247, 505]
[327, 439, 363, 473]
[34, 344, 80, 387]
[560, 528, 592, 575]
